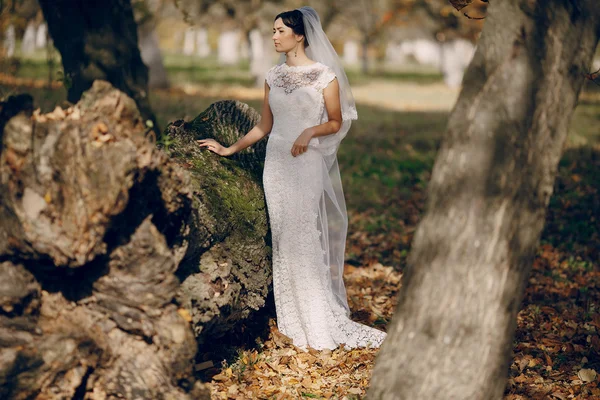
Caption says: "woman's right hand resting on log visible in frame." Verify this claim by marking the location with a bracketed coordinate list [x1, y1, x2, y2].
[196, 139, 233, 157]
[197, 82, 273, 157]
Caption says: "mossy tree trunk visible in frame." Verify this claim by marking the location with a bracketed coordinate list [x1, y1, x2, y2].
[163, 100, 272, 346]
[368, 1, 600, 399]
[0, 82, 271, 398]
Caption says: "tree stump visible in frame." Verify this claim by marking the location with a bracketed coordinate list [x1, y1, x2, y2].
[0, 82, 272, 398]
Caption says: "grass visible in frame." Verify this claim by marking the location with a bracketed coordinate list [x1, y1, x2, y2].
[1, 55, 599, 265]
[1, 50, 443, 88]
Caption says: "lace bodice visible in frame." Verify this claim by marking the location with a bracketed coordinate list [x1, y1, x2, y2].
[266, 62, 336, 144]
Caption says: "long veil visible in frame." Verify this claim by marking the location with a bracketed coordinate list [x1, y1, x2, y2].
[277, 6, 358, 316]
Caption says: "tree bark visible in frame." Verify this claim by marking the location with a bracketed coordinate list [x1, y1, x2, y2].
[38, 0, 158, 133]
[368, 1, 600, 399]
[0, 80, 206, 399]
[0, 82, 271, 398]
[163, 100, 272, 346]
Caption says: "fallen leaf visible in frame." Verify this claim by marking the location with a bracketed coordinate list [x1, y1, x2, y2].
[578, 368, 597, 382]
[177, 308, 192, 322]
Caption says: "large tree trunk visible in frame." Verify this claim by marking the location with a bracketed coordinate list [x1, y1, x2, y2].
[0, 81, 205, 399]
[368, 1, 600, 399]
[38, 0, 158, 133]
[163, 100, 272, 346]
[0, 82, 271, 398]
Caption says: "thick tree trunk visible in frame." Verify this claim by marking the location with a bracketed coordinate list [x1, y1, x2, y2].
[368, 1, 600, 399]
[163, 100, 271, 345]
[0, 81, 206, 399]
[38, 0, 158, 133]
[0, 82, 271, 398]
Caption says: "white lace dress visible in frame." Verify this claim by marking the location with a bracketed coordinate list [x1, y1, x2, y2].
[263, 62, 387, 351]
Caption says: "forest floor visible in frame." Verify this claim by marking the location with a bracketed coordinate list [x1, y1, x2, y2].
[1, 67, 599, 399]
[203, 89, 600, 399]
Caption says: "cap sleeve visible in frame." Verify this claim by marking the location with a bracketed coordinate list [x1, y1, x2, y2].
[265, 66, 277, 88]
[315, 66, 337, 91]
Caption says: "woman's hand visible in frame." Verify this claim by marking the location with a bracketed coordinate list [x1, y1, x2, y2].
[196, 138, 232, 156]
[291, 129, 314, 157]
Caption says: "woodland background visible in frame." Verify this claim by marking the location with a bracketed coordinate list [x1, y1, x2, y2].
[1, 0, 599, 399]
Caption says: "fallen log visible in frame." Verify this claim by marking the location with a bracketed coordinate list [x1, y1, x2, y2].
[0, 81, 272, 398]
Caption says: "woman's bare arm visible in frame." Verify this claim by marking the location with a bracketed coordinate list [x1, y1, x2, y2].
[197, 81, 273, 156]
[308, 78, 343, 138]
[290, 78, 343, 157]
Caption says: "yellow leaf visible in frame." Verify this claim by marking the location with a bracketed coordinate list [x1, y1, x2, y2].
[528, 359, 538, 368]
[211, 373, 228, 381]
[177, 308, 192, 322]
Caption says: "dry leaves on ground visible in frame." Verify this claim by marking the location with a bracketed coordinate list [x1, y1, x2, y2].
[208, 263, 401, 400]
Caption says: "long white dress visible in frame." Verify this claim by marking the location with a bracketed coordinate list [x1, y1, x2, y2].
[263, 61, 387, 351]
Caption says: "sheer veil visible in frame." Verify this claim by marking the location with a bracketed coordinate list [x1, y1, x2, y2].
[277, 6, 357, 316]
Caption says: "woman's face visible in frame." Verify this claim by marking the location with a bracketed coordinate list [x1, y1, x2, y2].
[272, 17, 302, 53]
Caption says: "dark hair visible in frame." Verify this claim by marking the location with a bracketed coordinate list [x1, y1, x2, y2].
[274, 10, 309, 47]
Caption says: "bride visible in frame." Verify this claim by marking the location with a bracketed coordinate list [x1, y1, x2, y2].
[197, 6, 386, 351]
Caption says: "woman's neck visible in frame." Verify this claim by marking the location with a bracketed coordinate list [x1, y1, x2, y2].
[284, 49, 314, 67]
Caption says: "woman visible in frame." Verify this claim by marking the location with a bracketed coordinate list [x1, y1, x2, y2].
[197, 7, 386, 351]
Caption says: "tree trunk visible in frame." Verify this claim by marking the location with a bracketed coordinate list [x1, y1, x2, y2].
[20, 20, 36, 55]
[361, 37, 369, 74]
[38, 0, 158, 133]
[163, 100, 272, 346]
[196, 28, 211, 58]
[183, 26, 196, 56]
[0, 81, 206, 399]
[0, 82, 271, 398]
[138, 23, 170, 89]
[218, 30, 241, 66]
[35, 22, 47, 49]
[249, 29, 272, 87]
[4, 25, 16, 57]
[343, 40, 360, 66]
[368, 1, 600, 399]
